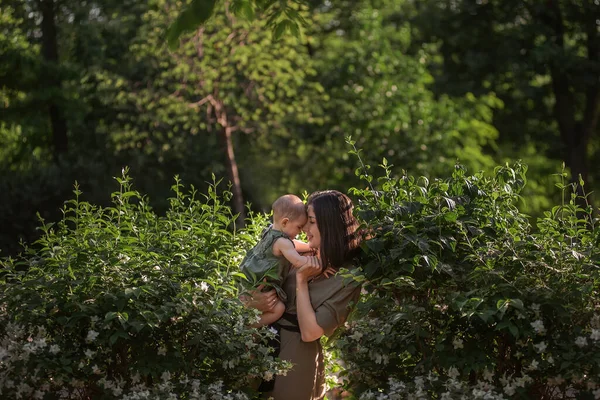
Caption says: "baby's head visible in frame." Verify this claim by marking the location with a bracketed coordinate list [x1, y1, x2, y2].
[272, 194, 307, 239]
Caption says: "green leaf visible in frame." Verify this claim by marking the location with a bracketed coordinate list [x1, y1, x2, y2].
[166, 0, 218, 50]
[508, 323, 519, 338]
[273, 21, 288, 41]
[105, 311, 118, 322]
[109, 330, 129, 345]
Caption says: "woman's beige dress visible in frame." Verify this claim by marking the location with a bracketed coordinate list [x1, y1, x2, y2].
[268, 267, 361, 400]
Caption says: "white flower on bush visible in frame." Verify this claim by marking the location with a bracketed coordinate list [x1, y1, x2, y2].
[483, 368, 494, 382]
[530, 320, 546, 335]
[452, 337, 464, 349]
[503, 384, 516, 396]
[547, 355, 554, 365]
[34, 338, 47, 349]
[161, 371, 171, 382]
[208, 380, 224, 392]
[533, 341, 547, 353]
[158, 346, 167, 356]
[84, 349, 95, 358]
[86, 329, 99, 342]
[447, 367, 460, 379]
[263, 371, 274, 381]
[200, 282, 209, 292]
[91, 365, 102, 375]
[49, 344, 60, 354]
[22, 342, 37, 355]
[591, 329, 600, 341]
[575, 336, 588, 347]
[427, 371, 438, 383]
[414, 376, 425, 389]
[131, 372, 141, 384]
[526, 360, 539, 371]
[593, 388, 600, 400]
[530, 303, 540, 312]
[389, 377, 406, 392]
[516, 374, 532, 388]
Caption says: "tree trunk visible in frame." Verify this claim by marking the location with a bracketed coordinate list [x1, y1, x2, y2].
[206, 95, 246, 227]
[39, 0, 68, 159]
[222, 125, 246, 227]
[546, 0, 598, 206]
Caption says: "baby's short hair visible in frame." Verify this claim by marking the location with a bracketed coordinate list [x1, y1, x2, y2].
[272, 194, 306, 221]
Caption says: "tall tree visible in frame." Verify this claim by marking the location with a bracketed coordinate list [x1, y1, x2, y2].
[270, 0, 503, 194]
[125, 0, 324, 224]
[38, 0, 68, 158]
[413, 0, 600, 199]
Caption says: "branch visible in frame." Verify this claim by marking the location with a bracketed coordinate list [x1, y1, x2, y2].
[188, 96, 211, 108]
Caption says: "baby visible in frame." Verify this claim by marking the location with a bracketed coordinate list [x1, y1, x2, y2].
[240, 194, 315, 326]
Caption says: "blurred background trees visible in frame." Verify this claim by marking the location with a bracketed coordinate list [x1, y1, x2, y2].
[1, 0, 598, 256]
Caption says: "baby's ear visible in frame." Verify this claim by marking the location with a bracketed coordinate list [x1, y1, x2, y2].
[281, 217, 289, 226]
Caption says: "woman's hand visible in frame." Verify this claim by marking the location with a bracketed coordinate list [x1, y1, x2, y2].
[296, 256, 323, 283]
[240, 283, 279, 312]
[322, 267, 336, 278]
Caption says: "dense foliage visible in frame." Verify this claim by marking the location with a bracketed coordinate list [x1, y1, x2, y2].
[3, 0, 586, 257]
[332, 156, 600, 398]
[2, 159, 600, 398]
[0, 172, 287, 399]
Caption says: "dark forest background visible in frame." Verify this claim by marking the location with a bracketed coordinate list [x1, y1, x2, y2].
[1, 0, 599, 256]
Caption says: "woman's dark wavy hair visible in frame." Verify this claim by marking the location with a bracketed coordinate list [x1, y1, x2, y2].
[306, 190, 362, 270]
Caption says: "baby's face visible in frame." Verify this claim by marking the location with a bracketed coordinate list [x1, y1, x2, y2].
[282, 214, 307, 239]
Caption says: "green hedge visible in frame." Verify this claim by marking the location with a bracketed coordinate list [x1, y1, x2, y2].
[333, 161, 600, 399]
[0, 171, 286, 399]
[2, 162, 600, 399]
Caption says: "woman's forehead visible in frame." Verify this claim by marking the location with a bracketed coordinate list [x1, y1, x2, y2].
[307, 205, 316, 217]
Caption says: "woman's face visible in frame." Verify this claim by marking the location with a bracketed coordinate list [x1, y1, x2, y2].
[303, 205, 321, 249]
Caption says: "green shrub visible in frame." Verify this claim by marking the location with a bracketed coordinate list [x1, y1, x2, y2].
[334, 160, 600, 399]
[0, 170, 288, 399]
[3, 158, 600, 400]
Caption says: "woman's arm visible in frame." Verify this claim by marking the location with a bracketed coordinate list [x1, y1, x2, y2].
[295, 263, 325, 342]
[293, 239, 312, 254]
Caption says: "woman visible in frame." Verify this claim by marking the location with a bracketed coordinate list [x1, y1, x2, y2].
[251, 190, 363, 400]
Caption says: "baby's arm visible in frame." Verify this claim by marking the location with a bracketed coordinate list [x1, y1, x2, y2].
[273, 238, 318, 269]
[293, 239, 312, 254]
